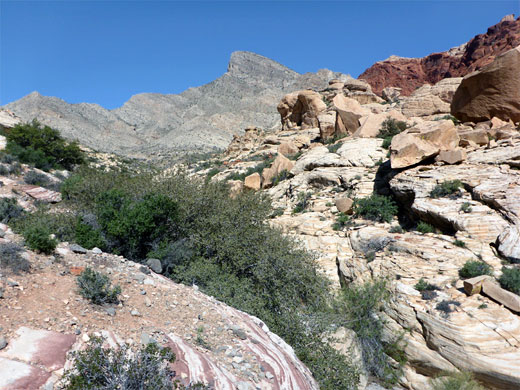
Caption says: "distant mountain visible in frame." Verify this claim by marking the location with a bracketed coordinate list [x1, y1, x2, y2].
[5, 51, 346, 158]
[359, 15, 520, 96]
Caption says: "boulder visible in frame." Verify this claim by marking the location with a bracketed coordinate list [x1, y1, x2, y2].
[400, 78, 462, 117]
[317, 111, 337, 141]
[458, 128, 489, 146]
[227, 180, 243, 197]
[332, 95, 368, 137]
[335, 198, 354, 214]
[344, 77, 372, 92]
[482, 278, 520, 313]
[435, 148, 467, 165]
[262, 154, 294, 188]
[354, 110, 408, 138]
[146, 258, 163, 274]
[390, 120, 459, 169]
[278, 141, 299, 157]
[277, 90, 326, 130]
[463, 275, 491, 296]
[244, 172, 261, 191]
[451, 46, 520, 123]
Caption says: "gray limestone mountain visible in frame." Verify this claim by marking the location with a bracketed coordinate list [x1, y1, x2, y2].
[5, 51, 346, 158]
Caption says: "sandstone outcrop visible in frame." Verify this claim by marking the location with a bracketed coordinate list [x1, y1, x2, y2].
[400, 77, 462, 117]
[359, 15, 520, 96]
[390, 120, 459, 168]
[278, 90, 327, 130]
[451, 46, 520, 123]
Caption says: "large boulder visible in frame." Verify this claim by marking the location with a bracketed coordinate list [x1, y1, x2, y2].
[332, 95, 369, 137]
[262, 154, 294, 188]
[353, 110, 407, 138]
[400, 78, 462, 117]
[277, 90, 327, 130]
[390, 120, 459, 168]
[451, 46, 520, 123]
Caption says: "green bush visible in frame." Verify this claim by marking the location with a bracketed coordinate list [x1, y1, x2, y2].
[271, 169, 290, 187]
[61, 338, 180, 390]
[327, 142, 342, 154]
[431, 371, 484, 390]
[11, 207, 75, 242]
[225, 157, 274, 182]
[499, 267, 520, 295]
[460, 202, 472, 213]
[453, 239, 466, 248]
[416, 222, 435, 233]
[430, 180, 463, 198]
[414, 278, 438, 292]
[0, 197, 24, 223]
[74, 218, 106, 250]
[44, 166, 403, 389]
[76, 267, 121, 305]
[377, 118, 408, 149]
[389, 225, 403, 233]
[23, 224, 57, 254]
[0, 242, 30, 274]
[332, 212, 351, 231]
[354, 194, 398, 223]
[292, 191, 312, 214]
[24, 170, 51, 186]
[5, 120, 84, 171]
[458, 261, 492, 279]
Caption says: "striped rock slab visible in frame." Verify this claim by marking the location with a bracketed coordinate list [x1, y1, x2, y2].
[0, 327, 76, 390]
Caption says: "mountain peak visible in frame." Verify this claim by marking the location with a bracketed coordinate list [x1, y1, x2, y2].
[227, 51, 298, 79]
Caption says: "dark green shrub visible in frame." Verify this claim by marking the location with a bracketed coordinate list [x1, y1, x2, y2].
[0, 242, 30, 274]
[11, 208, 75, 242]
[24, 170, 51, 186]
[429, 180, 463, 198]
[327, 142, 342, 154]
[61, 338, 178, 390]
[95, 190, 179, 260]
[205, 167, 221, 180]
[436, 300, 460, 317]
[225, 157, 274, 182]
[354, 194, 398, 223]
[332, 212, 351, 231]
[76, 267, 121, 305]
[414, 278, 438, 292]
[389, 225, 403, 233]
[292, 191, 311, 214]
[453, 239, 466, 248]
[460, 202, 472, 213]
[74, 218, 106, 250]
[416, 222, 435, 234]
[271, 169, 290, 186]
[458, 261, 492, 279]
[5, 120, 84, 171]
[0, 197, 24, 223]
[377, 118, 408, 149]
[431, 371, 484, 390]
[499, 267, 520, 295]
[23, 224, 57, 254]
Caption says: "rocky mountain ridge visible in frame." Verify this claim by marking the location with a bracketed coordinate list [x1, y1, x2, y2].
[359, 14, 520, 96]
[5, 51, 347, 159]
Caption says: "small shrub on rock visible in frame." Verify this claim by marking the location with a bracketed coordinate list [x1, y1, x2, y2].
[354, 194, 398, 223]
[453, 239, 466, 248]
[23, 224, 57, 254]
[431, 371, 484, 390]
[460, 202, 472, 213]
[499, 267, 520, 296]
[332, 212, 351, 231]
[389, 225, 404, 233]
[292, 191, 312, 214]
[435, 300, 461, 317]
[61, 338, 178, 390]
[416, 222, 435, 234]
[415, 278, 439, 300]
[377, 118, 408, 149]
[0, 242, 30, 274]
[24, 170, 51, 186]
[271, 169, 290, 186]
[327, 142, 342, 154]
[429, 180, 463, 198]
[0, 197, 24, 223]
[77, 267, 121, 305]
[458, 261, 492, 279]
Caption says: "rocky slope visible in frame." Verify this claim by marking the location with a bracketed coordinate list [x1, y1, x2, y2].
[188, 50, 520, 389]
[359, 15, 520, 96]
[4, 52, 347, 159]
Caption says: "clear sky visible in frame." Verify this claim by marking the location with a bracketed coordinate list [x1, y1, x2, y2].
[1, 0, 518, 109]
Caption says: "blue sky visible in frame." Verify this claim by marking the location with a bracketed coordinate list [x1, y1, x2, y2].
[1, 1, 518, 109]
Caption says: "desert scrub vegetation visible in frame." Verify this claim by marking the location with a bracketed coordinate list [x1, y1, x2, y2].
[458, 260, 492, 279]
[0, 197, 24, 223]
[431, 371, 484, 390]
[271, 169, 290, 186]
[415, 278, 439, 300]
[332, 212, 351, 231]
[225, 156, 274, 182]
[354, 193, 398, 223]
[77, 267, 121, 305]
[429, 180, 463, 198]
[23, 224, 57, 254]
[499, 267, 520, 296]
[416, 222, 435, 234]
[377, 118, 408, 149]
[292, 191, 312, 213]
[3, 120, 84, 171]
[33, 166, 405, 389]
[61, 338, 185, 390]
[0, 242, 30, 274]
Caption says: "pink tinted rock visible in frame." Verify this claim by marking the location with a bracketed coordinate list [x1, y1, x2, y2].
[0, 357, 51, 390]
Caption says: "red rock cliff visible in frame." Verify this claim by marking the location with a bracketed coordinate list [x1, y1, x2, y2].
[359, 15, 520, 96]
